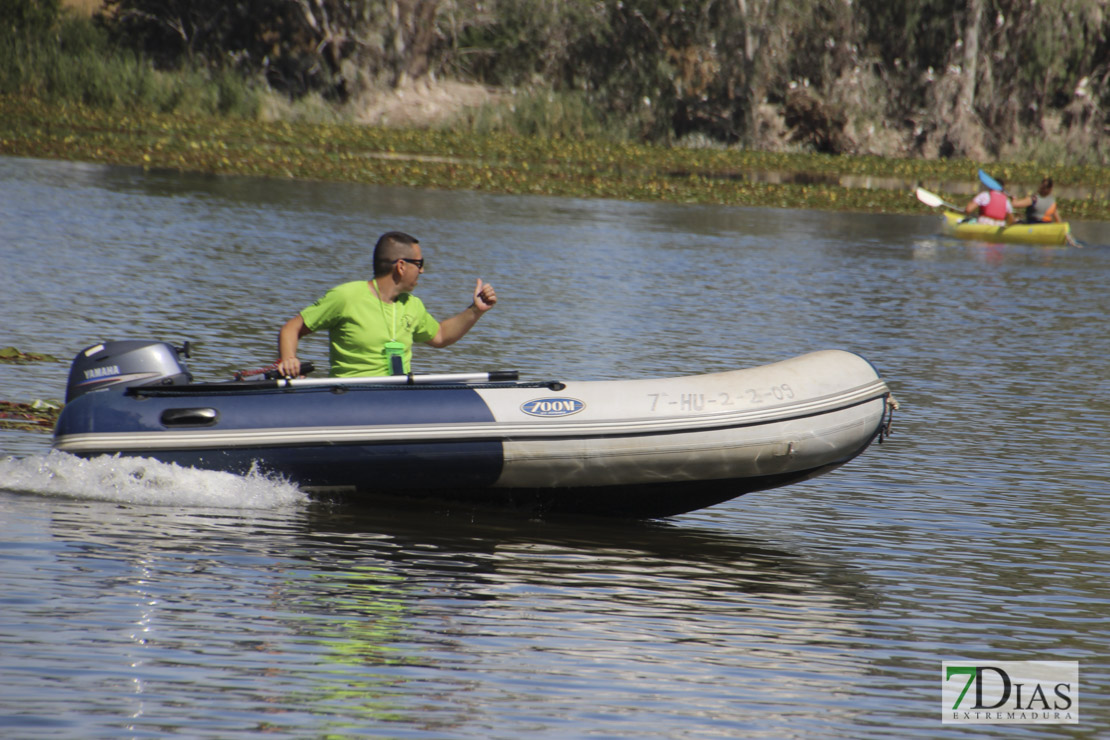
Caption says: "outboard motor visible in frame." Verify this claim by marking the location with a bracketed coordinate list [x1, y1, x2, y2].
[65, 340, 193, 403]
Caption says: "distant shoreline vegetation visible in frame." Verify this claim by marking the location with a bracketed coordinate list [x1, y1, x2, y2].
[2, 0, 1109, 220]
[12, 0, 1107, 163]
[4, 95, 1109, 221]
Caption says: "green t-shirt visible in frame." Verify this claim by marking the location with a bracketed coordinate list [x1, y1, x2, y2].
[300, 280, 439, 377]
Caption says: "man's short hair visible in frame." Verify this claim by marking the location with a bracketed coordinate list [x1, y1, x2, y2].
[373, 231, 419, 277]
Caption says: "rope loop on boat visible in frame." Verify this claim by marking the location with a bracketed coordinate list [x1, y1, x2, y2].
[879, 394, 899, 443]
[235, 360, 316, 381]
[234, 362, 277, 381]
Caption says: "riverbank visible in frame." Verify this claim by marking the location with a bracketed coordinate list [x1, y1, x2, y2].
[2, 95, 1109, 219]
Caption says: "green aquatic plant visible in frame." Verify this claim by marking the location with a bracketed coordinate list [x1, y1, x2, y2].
[0, 399, 63, 432]
[1, 95, 1108, 220]
[0, 347, 59, 364]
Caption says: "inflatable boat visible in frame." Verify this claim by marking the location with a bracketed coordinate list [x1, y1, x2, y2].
[52, 341, 896, 518]
[942, 211, 1071, 246]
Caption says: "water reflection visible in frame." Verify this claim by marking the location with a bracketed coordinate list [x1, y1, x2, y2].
[29, 497, 882, 736]
[299, 501, 877, 602]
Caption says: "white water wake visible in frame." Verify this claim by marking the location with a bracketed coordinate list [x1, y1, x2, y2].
[0, 450, 308, 509]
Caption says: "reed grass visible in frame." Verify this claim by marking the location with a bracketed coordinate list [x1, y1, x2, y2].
[0, 11, 262, 118]
[459, 89, 619, 142]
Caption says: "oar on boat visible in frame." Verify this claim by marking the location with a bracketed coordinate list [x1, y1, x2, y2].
[132, 370, 535, 395]
[278, 371, 522, 388]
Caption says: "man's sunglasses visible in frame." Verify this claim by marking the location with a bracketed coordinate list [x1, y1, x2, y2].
[397, 258, 425, 269]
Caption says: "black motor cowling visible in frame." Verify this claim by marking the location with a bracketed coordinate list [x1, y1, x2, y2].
[65, 340, 193, 402]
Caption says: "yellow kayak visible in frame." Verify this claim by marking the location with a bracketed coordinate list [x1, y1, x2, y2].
[942, 211, 1071, 246]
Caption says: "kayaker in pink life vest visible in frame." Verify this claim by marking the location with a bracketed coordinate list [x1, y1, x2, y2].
[965, 177, 1015, 226]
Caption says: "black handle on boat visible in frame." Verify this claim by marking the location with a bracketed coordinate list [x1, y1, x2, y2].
[263, 361, 315, 380]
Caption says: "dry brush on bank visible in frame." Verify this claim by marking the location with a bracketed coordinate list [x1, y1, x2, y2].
[7, 0, 1110, 164]
[61, 0, 1108, 164]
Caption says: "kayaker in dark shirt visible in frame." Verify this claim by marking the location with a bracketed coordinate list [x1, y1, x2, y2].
[1012, 177, 1063, 223]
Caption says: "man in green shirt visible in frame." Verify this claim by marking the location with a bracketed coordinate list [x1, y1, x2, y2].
[276, 231, 497, 377]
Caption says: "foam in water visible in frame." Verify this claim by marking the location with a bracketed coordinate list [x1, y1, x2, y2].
[0, 450, 308, 509]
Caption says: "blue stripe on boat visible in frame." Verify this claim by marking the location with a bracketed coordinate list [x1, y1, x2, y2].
[54, 385, 506, 489]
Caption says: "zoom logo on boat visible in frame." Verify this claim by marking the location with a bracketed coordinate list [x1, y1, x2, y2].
[521, 398, 585, 417]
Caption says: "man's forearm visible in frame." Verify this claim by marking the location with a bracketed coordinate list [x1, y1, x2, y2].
[429, 304, 483, 348]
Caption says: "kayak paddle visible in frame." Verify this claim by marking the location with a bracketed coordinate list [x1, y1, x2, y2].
[915, 187, 962, 213]
[978, 168, 1011, 195]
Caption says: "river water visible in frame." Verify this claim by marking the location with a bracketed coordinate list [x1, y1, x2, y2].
[1, 156, 1107, 738]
